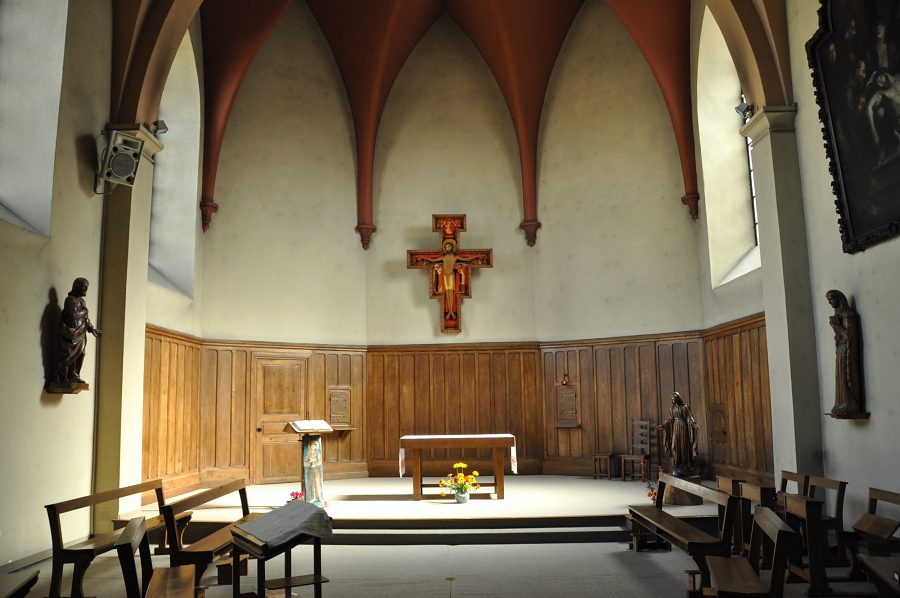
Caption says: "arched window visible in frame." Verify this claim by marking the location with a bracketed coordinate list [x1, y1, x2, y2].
[696, 8, 760, 287]
[148, 32, 201, 296]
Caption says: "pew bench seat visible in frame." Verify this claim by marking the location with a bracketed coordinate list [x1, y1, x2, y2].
[628, 473, 738, 589]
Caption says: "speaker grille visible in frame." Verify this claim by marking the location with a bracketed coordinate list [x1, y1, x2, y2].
[110, 151, 137, 177]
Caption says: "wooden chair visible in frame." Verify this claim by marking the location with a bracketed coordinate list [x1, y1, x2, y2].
[592, 453, 616, 479]
[807, 475, 848, 564]
[115, 517, 196, 598]
[620, 420, 650, 481]
[703, 506, 798, 598]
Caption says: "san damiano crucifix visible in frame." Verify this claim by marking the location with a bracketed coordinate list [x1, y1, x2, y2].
[407, 214, 493, 333]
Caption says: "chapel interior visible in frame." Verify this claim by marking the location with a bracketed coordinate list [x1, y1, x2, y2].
[2, 0, 900, 596]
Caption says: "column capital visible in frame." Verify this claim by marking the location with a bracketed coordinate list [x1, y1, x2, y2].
[740, 105, 797, 143]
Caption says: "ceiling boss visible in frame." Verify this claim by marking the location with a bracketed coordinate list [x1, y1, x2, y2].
[407, 215, 493, 333]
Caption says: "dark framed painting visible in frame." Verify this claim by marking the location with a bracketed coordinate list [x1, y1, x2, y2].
[807, 0, 900, 253]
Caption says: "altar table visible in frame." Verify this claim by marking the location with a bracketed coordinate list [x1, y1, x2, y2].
[399, 434, 517, 500]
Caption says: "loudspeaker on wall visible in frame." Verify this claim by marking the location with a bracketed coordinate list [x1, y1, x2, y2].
[97, 130, 144, 186]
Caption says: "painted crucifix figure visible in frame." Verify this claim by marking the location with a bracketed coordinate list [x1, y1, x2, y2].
[407, 214, 493, 333]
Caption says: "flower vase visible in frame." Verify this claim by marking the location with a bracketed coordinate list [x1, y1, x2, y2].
[455, 490, 469, 504]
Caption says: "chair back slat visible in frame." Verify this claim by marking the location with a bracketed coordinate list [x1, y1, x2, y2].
[779, 471, 809, 496]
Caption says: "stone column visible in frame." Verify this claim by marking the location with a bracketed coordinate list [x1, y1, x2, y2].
[741, 106, 823, 478]
[93, 125, 162, 531]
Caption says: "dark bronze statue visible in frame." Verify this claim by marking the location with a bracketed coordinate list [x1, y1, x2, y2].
[658, 392, 700, 477]
[50, 278, 101, 389]
[826, 290, 867, 418]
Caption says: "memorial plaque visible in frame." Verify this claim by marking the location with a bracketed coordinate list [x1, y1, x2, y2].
[329, 389, 351, 426]
[555, 386, 579, 427]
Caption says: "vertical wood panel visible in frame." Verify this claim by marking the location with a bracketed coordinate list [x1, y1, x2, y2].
[199, 348, 218, 469]
[595, 348, 612, 454]
[368, 353, 384, 460]
[702, 316, 773, 481]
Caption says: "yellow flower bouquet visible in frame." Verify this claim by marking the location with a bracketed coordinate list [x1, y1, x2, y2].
[439, 462, 480, 500]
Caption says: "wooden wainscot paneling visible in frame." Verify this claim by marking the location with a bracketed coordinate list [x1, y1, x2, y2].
[143, 326, 202, 497]
[366, 343, 543, 477]
[540, 332, 706, 476]
[198, 342, 367, 483]
[702, 313, 773, 483]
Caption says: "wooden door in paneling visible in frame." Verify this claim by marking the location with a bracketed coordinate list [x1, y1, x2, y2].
[252, 358, 307, 484]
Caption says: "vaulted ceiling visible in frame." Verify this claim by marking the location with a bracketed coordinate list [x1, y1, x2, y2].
[101, 0, 792, 250]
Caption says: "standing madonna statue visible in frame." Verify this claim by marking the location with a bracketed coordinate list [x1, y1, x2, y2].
[826, 290, 867, 418]
[658, 392, 700, 477]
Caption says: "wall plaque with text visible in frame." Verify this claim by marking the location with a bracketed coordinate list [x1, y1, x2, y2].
[555, 386, 579, 427]
[329, 388, 351, 427]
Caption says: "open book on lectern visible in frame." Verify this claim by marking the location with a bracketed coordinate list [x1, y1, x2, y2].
[290, 419, 334, 434]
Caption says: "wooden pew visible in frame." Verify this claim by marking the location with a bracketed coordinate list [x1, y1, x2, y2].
[160, 479, 263, 586]
[703, 506, 798, 597]
[845, 487, 900, 580]
[781, 493, 832, 595]
[115, 517, 196, 598]
[45, 479, 191, 598]
[716, 476, 745, 554]
[0, 570, 38, 598]
[807, 475, 849, 564]
[739, 482, 777, 567]
[629, 473, 738, 588]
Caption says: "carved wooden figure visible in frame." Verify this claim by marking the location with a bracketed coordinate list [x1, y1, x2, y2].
[46, 277, 102, 394]
[826, 289, 868, 418]
[407, 215, 492, 333]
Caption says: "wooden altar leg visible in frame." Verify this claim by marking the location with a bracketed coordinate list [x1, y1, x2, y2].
[411, 449, 422, 500]
[493, 447, 505, 499]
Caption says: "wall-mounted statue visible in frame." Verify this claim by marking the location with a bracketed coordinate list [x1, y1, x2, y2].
[658, 392, 700, 477]
[826, 290, 868, 419]
[46, 278, 101, 394]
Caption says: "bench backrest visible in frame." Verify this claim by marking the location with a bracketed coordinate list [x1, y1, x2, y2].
[160, 478, 249, 555]
[658, 473, 730, 507]
[747, 507, 797, 598]
[779, 471, 809, 496]
[45, 479, 164, 551]
[868, 487, 900, 514]
[657, 473, 737, 544]
[854, 487, 900, 542]
[807, 475, 847, 529]
[115, 517, 153, 598]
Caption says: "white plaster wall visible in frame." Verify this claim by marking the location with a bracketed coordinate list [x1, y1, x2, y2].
[534, 1, 704, 339]
[203, 2, 704, 345]
[788, 1, 900, 516]
[0, 0, 108, 564]
[366, 15, 536, 344]
[200, 3, 367, 345]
